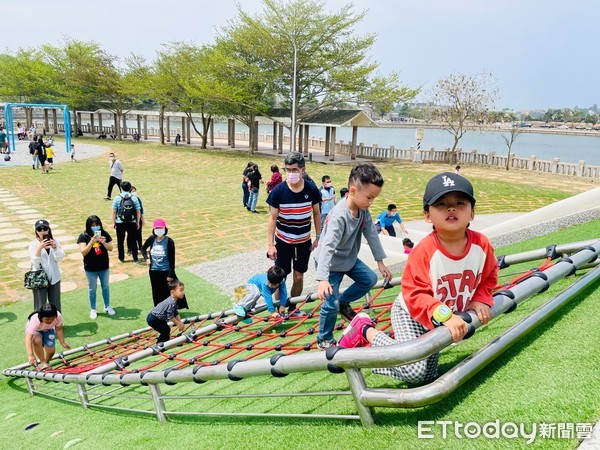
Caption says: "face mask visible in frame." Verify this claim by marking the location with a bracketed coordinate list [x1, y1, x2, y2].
[287, 173, 301, 184]
[155, 228, 165, 237]
[91, 226, 101, 233]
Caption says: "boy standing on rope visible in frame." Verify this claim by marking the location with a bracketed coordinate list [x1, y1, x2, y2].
[314, 164, 392, 350]
[146, 279, 186, 344]
[338, 172, 498, 385]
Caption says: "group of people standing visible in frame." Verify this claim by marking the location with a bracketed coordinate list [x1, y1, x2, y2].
[242, 162, 285, 213]
[25, 150, 188, 365]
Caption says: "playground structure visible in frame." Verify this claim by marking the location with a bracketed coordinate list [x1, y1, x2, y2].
[3, 239, 599, 426]
[3, 103, 72, 154]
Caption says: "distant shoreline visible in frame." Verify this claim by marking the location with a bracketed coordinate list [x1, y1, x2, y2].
[377, 122, 600, 138]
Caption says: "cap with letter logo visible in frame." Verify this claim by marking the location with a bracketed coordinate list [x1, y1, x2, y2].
[423, 172, 476, 208]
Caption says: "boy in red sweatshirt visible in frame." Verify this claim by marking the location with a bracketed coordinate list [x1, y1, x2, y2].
[338, 172, 498, 384]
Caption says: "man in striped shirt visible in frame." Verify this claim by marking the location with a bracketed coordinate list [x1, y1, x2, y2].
[267, 152, 322, 313]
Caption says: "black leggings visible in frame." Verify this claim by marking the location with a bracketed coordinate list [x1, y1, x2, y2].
[147, 313, 171, 343]
[149, 270, 189, 309]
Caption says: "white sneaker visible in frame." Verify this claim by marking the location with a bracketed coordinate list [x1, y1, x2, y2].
[90, 309, 97, 320]
[104, 306, 115, 316]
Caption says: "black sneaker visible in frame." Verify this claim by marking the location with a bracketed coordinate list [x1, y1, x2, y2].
[339, 302, 357, 322]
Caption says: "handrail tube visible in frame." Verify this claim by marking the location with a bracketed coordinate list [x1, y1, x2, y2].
[498, 239, 597, 266]
[359, 264, 600, 408]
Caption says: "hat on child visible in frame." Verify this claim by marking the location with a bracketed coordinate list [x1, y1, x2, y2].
[153, 218, 166, 228]
[423, 172, 476, 208]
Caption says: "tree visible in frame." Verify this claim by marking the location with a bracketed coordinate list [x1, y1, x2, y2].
[153, 43, 240, 149]
[501, 124, 523, 171]
[0, 49, 60, 104]
[40, 39, 119, 133]
[430, 72, 498, 164]
[219, 0, 417, 145]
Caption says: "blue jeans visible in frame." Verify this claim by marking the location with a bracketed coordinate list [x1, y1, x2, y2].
[85, 269, 110, 310]
[248, 189, 259, 211]
[318, 258, 377, 342]
[242, 182, 249, 207]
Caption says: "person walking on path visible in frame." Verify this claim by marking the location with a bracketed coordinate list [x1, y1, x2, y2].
[267, 152, 322, 312]
[37, 136, 48, 174]
[77, 215, 115, 319]
[141, 218, 189, 308]
[29, 219, 65, 312]
[29, 139, 40, 169]
[111, 181, 141, 263]
[105, 152, 124, 200]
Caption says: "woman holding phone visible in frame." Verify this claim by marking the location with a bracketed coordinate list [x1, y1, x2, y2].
[77, 215, 114, 319]
[29, 219, 65, 312]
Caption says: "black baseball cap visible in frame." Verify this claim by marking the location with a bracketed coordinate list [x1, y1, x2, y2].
[34, 219, 50, 229]
[423, 172, 476, 208]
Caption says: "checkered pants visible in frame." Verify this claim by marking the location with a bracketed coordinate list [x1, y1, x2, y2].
[371, 298, 439, 384]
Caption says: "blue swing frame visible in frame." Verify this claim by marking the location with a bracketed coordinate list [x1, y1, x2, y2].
[4, 103, 72, 153]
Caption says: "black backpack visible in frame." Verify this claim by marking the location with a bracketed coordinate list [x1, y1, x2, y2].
[119, 194, 136, 222]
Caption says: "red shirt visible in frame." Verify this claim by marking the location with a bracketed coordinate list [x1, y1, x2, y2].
[400, 229, 498, 329]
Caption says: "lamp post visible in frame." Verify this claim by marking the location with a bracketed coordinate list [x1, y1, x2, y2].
[275, 26, 297, 152]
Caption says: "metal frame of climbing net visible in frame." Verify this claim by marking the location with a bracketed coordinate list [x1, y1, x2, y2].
[3, 240, 599, 426]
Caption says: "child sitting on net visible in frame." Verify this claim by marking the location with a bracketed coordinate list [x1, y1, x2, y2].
[338, 172, 498, 385]
[25, 303, 70, 370]
[234, 265, 288, 321]
[146, 279, 186, 344]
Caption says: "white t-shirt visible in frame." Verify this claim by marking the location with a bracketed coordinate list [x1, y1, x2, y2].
[110, 159, 124, 179]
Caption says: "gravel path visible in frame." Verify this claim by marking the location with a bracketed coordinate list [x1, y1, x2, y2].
[0, 139, 107, 167]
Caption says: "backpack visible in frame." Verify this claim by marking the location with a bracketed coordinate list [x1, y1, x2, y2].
[119, 194, 136, 222]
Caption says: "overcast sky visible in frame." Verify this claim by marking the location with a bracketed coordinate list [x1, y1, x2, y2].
[4, 0, 598, 111]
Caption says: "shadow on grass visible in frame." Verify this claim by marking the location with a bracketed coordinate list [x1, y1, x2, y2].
[63, 322, 99, 338]
[0, 311, 18, 325]
[107, 306, 142, 321]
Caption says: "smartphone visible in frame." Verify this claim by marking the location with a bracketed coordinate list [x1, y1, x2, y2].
[95, 230, 102, 237]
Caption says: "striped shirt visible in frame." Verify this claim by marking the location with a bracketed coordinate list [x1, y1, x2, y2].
[267, 181, 321, 244]
[150, 296, 179, 321]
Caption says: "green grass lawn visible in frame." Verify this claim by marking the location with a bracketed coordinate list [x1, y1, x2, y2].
[0, 139, 598, 449]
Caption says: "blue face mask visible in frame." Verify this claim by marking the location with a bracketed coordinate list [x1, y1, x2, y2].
[91, 226, 101, 233]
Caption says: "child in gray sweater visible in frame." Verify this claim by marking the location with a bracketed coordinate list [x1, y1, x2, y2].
[314, 164, 392, 349]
